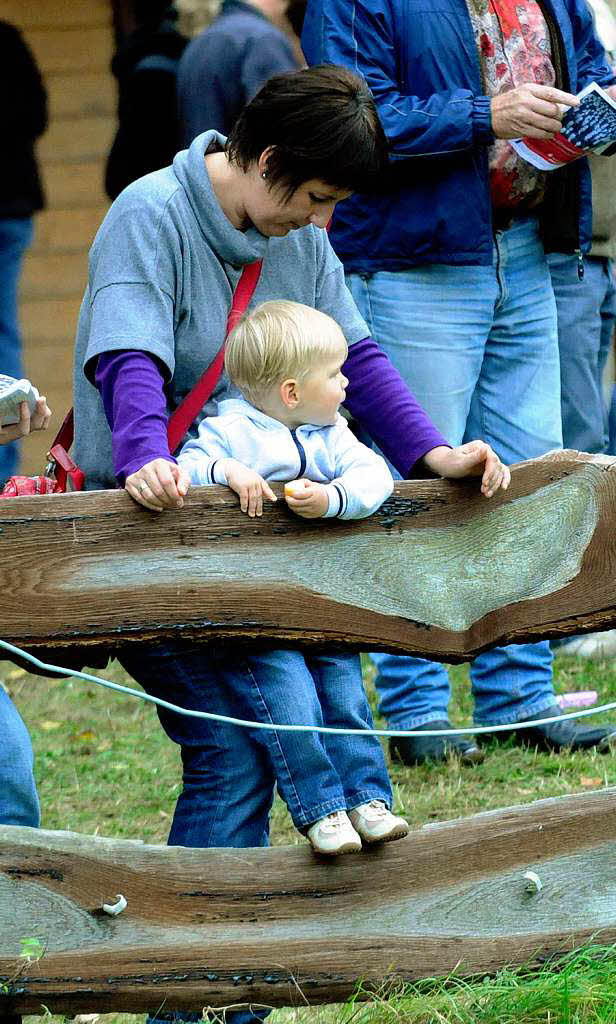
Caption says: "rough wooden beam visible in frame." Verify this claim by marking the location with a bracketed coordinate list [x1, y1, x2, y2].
[1, 450, 615, 662]
[1, 788, 615, 1014]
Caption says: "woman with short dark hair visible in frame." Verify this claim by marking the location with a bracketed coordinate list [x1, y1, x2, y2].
[73, 65, 506, 1024]
[226, 63, 387, 196]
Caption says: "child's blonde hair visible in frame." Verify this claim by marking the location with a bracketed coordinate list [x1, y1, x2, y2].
[225, 300, 347, 406]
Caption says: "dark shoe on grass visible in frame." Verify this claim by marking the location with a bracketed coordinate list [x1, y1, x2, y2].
[390, 719, 484, 766]
[478, 704, 616, 753]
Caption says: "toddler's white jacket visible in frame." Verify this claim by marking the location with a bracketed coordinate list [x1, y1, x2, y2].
[178, 398, 394, 520]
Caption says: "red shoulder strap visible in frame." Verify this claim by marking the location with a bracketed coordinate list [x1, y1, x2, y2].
[49, 407, 74, 453]
[54, 260, 263, 459]
[166, 259, 263, 453]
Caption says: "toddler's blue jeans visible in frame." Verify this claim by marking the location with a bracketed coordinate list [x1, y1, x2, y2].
[217, 646, 391, 829]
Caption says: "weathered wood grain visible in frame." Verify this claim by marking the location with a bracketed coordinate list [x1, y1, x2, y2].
[0, 450, 615, 662]
[1, 788, 615, 1014]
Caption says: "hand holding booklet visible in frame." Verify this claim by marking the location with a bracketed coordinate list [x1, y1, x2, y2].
[511, 81, 616, 169]
[0, 375, 40, 427]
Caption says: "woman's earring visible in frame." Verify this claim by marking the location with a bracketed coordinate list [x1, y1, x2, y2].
[261, 171, 267, 179]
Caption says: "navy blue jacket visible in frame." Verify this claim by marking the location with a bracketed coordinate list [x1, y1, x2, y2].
[177, 0, 298, 146]
[302, 0, 616, 270]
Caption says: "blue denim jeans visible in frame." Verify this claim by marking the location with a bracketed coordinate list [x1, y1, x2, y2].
[347, 215, 561, 727]
[0, 686, 39, 826]
[219, 648, 391, 829]
[0, 217, 33, 481]
[120, 642, 272, 1023]
[121, 642, 386, 1024]
[548, 253, 616, 454]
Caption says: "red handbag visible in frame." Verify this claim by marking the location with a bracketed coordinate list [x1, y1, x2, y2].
[0, 259, 263, 499]
[0, 409, 84, 498]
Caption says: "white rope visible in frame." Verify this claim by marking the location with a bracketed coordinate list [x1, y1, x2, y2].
[2, 637, 615, 738]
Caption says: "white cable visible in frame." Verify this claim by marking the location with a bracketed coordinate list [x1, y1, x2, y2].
[1, 637, 615, 738]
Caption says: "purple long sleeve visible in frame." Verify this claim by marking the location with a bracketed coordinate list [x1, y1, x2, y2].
[343, 337, 449, 477]
[95, 338, 448, 486]
[95, 350, 176, 484]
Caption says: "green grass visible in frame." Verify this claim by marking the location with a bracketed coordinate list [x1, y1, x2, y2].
[274, 944, 616, 1022]
[4, 649, 616, 1022]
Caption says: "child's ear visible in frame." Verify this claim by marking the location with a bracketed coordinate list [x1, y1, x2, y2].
[280, 378, 299, 408]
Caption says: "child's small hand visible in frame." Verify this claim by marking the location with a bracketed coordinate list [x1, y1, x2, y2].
[223, 458, 277, 517]
[284, 478, 329, 518]
[423, 442, 510, 498]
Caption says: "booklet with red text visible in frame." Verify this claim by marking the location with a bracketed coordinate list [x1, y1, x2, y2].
[510, 80, 616, 169]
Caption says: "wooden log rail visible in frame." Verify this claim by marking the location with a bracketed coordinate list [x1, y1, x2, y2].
[0, 450, 615, 662]
[1, 789, 616, 1014]
[2, 451, 616, 1015]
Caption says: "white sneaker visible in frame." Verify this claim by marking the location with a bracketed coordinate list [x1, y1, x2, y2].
[307, 810, 362, 856]
[557, 629, 616, 659]
[349, 800, 409, 844]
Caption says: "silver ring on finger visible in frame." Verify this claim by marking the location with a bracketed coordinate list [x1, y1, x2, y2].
[139, 482, 149, 494]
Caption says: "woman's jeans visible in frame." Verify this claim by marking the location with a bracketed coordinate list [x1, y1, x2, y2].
[120, 642, 273, 1023]
[346, 216, 562, 728]
[0, 686, 39, 826]
[0, 217, 33, 481]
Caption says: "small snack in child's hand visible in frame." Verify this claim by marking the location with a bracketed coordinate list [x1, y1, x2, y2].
[284, 481, 302, 497]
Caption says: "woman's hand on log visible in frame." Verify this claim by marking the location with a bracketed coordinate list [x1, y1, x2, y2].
[223, 458, 277, 517]
[423, 442, 510, 498]
[125, 458, 191, 511]
[0, 397, 51, 444]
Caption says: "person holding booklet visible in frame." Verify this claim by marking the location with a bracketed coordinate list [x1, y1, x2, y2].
[0, 387, 51, 833]
[511, 80, 616, 168]
[0, 21, 48, 483]
[303, 0, 616, 766]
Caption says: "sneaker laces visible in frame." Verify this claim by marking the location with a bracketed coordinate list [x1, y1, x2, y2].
[320, 810, 348, 833]
[355, 800, 388, 820]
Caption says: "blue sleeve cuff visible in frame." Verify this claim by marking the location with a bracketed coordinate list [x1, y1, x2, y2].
[324, 482, 347, 518]
[210, 459, 228, 485]
[472, 95, 495, 146]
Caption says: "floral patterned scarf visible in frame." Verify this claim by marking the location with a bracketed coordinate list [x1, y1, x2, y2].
[466, 0, 556, 209]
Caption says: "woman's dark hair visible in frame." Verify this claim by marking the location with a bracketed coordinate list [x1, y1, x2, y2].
[226, 65, 389, 197]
